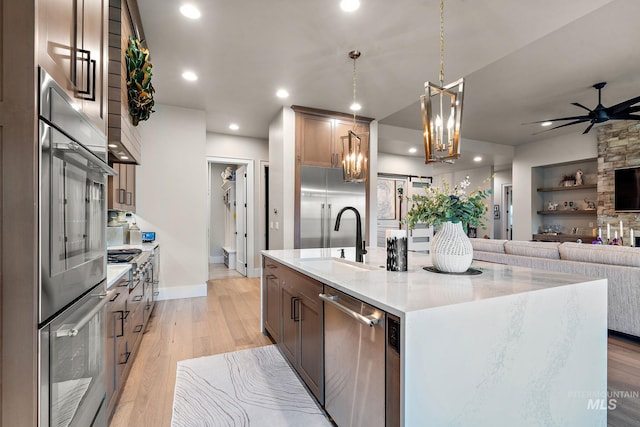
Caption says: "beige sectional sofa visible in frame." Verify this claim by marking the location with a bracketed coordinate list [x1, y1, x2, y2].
[470, 238, 640, 338]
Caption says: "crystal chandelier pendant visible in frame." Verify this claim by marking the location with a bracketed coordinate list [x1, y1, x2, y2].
[342, 50, 367, 182]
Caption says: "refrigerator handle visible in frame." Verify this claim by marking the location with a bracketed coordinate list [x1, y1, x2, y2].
[327, 204, 332, 248]
[321, 203, 325, 248]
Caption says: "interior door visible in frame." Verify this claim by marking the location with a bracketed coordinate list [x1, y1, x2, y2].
[235, 166, 247, 275]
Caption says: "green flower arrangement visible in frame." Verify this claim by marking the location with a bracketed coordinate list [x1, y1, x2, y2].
[125, 37, 155, 125]
[404, 176, 491, 230]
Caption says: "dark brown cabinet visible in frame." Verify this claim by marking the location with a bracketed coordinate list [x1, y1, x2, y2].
[108, 162, 136, 211]
[263, 256, 324, 404]
[38, 0, 107, 132]
[263, 259, 281, 342]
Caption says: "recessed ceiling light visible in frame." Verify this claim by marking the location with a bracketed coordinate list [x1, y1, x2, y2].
[120, 155, 129, 160]
[182, 71, 198, 81]
[340, 0, 360, 12]
[541, 121, 553, 127]
[276, 89, 289, 98]
[350, 102, 361, 111]
[473, 156, 482, 162]
[409, 147, 417, 154]
[229, 123, 239, 131]
[108, 143, 118, 148]
[180, 4, 201, 19]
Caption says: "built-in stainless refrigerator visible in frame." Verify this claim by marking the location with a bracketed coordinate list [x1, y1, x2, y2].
[299, 165, 366, 249]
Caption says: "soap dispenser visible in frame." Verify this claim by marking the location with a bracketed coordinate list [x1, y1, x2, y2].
[129, 222, 142, 245]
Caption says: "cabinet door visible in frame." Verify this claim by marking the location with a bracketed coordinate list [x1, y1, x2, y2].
[108, 163, 121, 210]
[38, 0, 76, 97]
[280, 283, 299, 366]
[264, 273, 281, 342]
[79, 0, 107, 132]
[299, 114, 334, 167]
[125, 163, 136, 211]
[298, 293, 324, 404]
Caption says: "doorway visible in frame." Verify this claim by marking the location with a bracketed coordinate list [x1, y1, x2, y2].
[207, 157, 256, 278]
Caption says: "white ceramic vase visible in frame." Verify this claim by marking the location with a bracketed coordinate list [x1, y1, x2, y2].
[431, 221, 473, 273]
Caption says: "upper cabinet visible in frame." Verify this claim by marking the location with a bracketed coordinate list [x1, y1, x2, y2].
[38, 0, 108, 133]
[108, 162, 136, 212]
[295, 107, 370, 168]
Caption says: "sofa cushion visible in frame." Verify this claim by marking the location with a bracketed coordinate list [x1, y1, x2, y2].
[559, 242, 640, 267]
[470, 238, 507, 254]
[504, 241, 561, 259]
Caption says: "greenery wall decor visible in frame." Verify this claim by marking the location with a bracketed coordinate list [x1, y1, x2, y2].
[125, 37, 155, 125]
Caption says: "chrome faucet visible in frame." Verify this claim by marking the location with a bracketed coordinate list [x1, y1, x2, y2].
[334, 206, 367, 262]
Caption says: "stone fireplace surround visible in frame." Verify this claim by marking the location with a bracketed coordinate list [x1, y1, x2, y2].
[597, 121, 640, 240]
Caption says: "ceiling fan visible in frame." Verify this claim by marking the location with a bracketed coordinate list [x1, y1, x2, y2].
[529, 82, 640, 134]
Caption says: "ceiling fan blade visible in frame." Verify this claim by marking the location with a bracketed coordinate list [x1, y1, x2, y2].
[571, 102, 593, 112]
[532, 118, 591, 135]
[523, 115, 589, 125]
[607, 95, 640, 115]
[582, 123, 595, 134]
[609, 114, 640, 121]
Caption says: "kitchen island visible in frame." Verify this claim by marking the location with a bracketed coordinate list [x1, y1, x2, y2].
[261, 247, 607, 427]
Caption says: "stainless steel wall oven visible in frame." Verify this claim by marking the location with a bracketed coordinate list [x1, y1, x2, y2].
[38, 69, 115, 427]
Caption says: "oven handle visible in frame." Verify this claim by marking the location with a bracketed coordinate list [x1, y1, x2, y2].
[41, 120, 117, 176]
[55, 290, 112, 338]
[319, 293, 380, 327]
[58, 140, 117, 176]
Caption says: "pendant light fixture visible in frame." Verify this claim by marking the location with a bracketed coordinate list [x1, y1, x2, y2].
[342, 50, 367, 182]
[420, 0, 464, 163]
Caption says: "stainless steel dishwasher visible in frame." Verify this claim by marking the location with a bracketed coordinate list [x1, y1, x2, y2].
[320, 286, 400, 427]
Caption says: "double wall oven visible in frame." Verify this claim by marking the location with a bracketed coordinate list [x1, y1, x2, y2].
[38, 69, 116, 427]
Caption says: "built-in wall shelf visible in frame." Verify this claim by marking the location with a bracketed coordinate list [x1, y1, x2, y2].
[537, 184, 597, 192]
[537, 210, 597, 215]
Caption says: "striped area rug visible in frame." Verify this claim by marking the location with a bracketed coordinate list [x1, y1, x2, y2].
[171, 345, 332, 426]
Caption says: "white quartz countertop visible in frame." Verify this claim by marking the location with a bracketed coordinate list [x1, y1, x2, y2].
[107, 242, 159, 251]
[107, 264, 131, 288]
[262, 247, 598, 317]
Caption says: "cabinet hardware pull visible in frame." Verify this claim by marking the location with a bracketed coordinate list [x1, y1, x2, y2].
[109, 292, 120, 302]
[116, 310, 125, 337]
[266, 274, 277, 279]
[133, 295, 143, 302]
[133, 324, 143, 333]
[119, 351, 131, 365]
[127, 191, 132, 205]
[292, 297, 301, 322]
[118, 188, 126, 204]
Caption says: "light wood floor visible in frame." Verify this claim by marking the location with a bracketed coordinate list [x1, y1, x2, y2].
[108, 277, 272, 427]
[109, 276, 640, 427]
[209, 262, 244, 280]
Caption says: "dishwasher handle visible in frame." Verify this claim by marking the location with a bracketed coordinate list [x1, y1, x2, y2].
[319, 293, 380, 327]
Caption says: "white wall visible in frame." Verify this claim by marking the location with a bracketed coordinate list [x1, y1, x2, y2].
[205, 132, 268, 275]
[268, 107, 296, 249]
[512, 133, 597, 240]
[136, 104, 208, 300]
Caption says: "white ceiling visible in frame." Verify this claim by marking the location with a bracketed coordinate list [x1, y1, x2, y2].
[137, 0, 640, 168]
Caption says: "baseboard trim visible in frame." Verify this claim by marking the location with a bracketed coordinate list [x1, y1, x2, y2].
[155, 283, 207, 301]
[209, 255, 224, 264]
